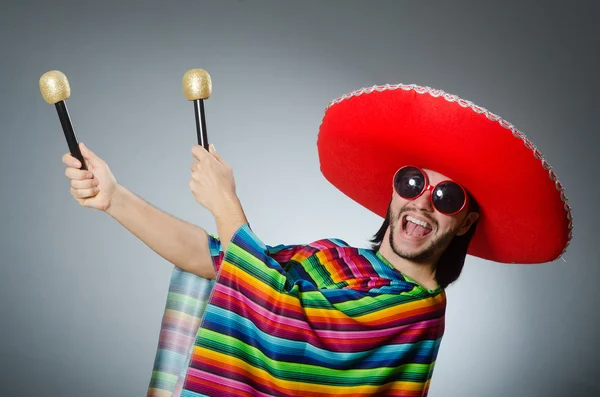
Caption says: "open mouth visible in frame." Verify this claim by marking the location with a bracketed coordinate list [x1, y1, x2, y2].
[401, 214, 433, 238]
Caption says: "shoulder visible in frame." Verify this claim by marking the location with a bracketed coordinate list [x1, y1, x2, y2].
[267, 237, 358, 262]
[306, 237, 352, 250]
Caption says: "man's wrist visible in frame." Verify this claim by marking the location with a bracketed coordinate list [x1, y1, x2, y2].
[212, 193, 249, 252]
[212, 193, 245, 221]
[105, 184, 127, 216]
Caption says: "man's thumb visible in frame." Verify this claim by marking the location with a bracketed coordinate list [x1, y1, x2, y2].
[80, 142, 95, 159]
[209, 144, 222, 161]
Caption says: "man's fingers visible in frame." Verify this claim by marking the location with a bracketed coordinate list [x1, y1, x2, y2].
[62, 153, 82, 169]
[190, 170, 202, 182]
[65, 167, 93, 180]
[70, 186, 99, 199]
[190, 161, 201, 172]
[71, 178, 98, 189]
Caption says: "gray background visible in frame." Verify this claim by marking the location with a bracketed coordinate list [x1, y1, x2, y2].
[1, 0, 598, 396]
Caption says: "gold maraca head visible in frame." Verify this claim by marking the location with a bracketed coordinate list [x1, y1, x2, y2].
[39, 70, 71, 104]
[183, 69, 212, 100]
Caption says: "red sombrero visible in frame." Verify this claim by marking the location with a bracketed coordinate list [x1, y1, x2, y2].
[317, 84, 573, 264]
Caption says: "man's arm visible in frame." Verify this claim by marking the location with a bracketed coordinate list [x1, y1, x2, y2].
[106, 184, 216, 279]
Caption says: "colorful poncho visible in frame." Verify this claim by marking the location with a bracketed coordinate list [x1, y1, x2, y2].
[149, 223, 446, 397]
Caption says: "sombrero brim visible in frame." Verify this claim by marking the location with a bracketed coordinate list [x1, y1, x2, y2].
[317, 84, 573, 264]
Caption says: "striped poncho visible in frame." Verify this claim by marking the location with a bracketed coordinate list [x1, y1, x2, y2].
[153, 223, 446, 397]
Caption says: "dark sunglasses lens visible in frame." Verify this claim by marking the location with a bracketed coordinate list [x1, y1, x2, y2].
[432, 182, 466, 214]
[394, 167, 425, 199]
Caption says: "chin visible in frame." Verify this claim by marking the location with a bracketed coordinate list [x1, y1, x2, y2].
[390, 231, 434, 262]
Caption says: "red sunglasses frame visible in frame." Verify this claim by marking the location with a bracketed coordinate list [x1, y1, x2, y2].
[392, 165, 469, 216]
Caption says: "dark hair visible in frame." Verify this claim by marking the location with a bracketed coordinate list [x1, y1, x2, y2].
[369, 194, 479, 289]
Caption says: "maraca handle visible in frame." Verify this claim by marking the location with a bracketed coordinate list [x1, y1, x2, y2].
[193, 99, 209, 150]
[56, 101, 87, 170]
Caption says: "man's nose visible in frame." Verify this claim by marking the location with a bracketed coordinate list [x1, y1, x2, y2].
[413, 187, 435, 212]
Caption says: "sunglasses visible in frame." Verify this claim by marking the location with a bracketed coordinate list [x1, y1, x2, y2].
[393, 165, 468, 216]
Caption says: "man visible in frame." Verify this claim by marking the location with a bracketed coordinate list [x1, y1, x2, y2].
[62, 83, 571, 396]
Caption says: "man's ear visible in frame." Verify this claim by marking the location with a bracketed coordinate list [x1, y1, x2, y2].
[456, 212, 479, 236]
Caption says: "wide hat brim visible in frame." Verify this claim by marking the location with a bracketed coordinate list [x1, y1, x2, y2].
[317, 84, 573, 264]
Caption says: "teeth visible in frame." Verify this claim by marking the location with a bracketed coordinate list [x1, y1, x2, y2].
[406, 215, 432, 229]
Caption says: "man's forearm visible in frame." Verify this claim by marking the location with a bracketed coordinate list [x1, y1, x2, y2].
[106, 184, 216, 279]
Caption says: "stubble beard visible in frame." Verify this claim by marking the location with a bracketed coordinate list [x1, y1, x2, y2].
[389, 207, 457, 263]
